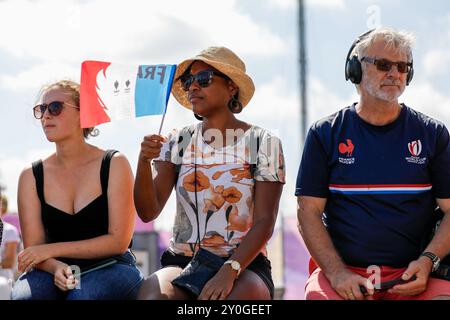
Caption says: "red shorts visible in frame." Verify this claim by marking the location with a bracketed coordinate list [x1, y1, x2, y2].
[305, 265, 450, 300]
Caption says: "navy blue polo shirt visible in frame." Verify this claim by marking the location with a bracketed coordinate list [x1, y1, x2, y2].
[295, 104, 450, 267]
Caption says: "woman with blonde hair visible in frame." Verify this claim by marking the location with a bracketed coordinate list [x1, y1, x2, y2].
[12, 80, 143, 300]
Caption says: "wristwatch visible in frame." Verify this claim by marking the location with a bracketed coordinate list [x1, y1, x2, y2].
[421, 252, 441, 272]
[224, 259, 241, 277]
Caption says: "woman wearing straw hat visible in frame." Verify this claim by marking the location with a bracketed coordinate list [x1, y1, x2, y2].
[135, 47, 285, 300]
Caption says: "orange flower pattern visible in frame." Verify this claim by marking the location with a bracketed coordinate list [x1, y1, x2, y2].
[182, 170, 210, 192]
[155, 124, 285, 257]
[222, 187, 242, 203]
[225, 204, 252, 232]
[203, 186, 225, 213]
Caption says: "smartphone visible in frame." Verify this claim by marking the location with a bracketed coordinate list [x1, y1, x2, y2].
[360, 275, 417, 295]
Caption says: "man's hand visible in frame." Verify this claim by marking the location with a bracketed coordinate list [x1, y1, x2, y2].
[328, 268, 374, 300]
[388, 256, 432, 296]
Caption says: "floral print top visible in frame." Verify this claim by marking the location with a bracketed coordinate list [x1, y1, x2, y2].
[155, 123, 285, 257]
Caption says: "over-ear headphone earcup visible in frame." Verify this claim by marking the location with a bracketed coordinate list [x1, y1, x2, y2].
[406, 67, 414, 86]
[346, 56, 363, 84]
[345, 29, 375, 85]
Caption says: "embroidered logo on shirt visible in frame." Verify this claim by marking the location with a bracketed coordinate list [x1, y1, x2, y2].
[408, 140, 422, 156]
[338, 139, 355, 164]
[406, 139, 426, 164]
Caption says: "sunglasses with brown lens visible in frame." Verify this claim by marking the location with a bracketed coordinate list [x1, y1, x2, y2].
[361, 57, 412, 73]
[33, 101, 79, 119]
[180, 70, 230, 91]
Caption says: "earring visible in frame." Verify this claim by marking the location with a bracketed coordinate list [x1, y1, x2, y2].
[194, 113, 203, 121]
[228, 95, 243, 114]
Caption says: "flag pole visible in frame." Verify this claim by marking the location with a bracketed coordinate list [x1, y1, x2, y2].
[158, 111, 166, 135]
[158, 64, 177, 135]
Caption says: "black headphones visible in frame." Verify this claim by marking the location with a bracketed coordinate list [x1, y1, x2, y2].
[345, 29, 414, 86]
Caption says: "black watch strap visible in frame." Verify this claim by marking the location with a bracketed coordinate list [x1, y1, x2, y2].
[421, 252, 440, 272]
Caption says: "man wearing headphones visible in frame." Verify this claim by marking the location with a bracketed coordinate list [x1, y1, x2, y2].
[296, 27, 450, 300]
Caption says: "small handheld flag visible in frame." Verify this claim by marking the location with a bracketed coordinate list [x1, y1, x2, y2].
[80, 60, 176, 131]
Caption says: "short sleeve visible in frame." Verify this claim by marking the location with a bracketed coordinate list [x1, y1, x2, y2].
[431, 125, 450, 199]
[295, 127, 330, 197]
[254, 131, 286, 183]
[154, 128, 179, 163]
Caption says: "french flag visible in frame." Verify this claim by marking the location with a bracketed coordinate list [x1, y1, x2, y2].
[80, 60, 176, 128]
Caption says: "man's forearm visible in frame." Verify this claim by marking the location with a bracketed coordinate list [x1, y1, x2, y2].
[298, 211, 346, 279]
[424, 210, 450, 259]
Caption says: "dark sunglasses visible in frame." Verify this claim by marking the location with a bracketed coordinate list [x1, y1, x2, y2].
[361, 56, 412, 73]
[33, 101, 79, 119]
[180, 70, 229, 91]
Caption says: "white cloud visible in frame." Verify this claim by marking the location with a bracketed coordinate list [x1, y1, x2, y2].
[0, 148, 53, 214]
[268, 0, 296, 10]
[423, 50, 450, 78]
[269, 0, 346, 10]
[402, 81, 450, 124]
[422, 12, 450, 79]
[0, 0, 285, 65]
[308, 77, 356, 125]
[0, 62, 79, 92]
[306, 0, 346, 9]
[0, 0, 286, 96]
[243, 76, 299, 130]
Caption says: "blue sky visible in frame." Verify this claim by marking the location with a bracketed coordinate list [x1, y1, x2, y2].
[0, 0, 449, 231]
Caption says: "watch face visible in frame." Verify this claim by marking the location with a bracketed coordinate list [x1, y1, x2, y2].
[231, 260, 240, 270]
[433, 260, 440, 272]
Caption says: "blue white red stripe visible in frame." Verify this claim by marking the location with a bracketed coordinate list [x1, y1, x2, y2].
[329, 184, 432, 194]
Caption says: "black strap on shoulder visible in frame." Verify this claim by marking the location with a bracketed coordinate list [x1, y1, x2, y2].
[31, 160, 45, 202]
[174, 126, 195, 183]
[100, 150, 119, 195]
[249, 127, 261, 178]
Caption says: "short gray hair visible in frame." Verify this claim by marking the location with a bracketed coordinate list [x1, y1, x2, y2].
[352, 27, 415, 62]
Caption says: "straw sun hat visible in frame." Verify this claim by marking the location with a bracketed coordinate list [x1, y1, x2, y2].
[171, 46, 255, 110]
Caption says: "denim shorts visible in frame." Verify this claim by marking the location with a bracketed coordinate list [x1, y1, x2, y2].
[161, 249, 275, 299]
[12, 250, 143, 300]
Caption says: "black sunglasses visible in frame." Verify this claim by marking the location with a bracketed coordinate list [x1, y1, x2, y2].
[33, 101, 79, 119]
[180, 70, 229, 91]
[361, 57, 412, 74]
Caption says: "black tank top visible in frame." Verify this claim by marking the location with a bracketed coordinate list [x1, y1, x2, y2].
[31, 150, 131, 268]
